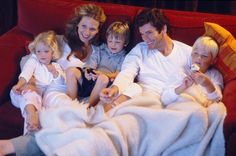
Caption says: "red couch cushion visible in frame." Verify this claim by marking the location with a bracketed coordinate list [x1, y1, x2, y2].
[18, 0, 142, 41]
[163, 9, 236, 46]
[204, 22, 236, 82]
[0, 27, 32, 102]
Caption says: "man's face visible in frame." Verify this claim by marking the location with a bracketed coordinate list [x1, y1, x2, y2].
[139, 23, 163, 50]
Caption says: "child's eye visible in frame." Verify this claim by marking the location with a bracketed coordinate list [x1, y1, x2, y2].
[192, 52, 198, 56]
[201, 55, 208, 59]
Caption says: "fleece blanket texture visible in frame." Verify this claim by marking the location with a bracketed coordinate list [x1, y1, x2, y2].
[36, 93, 226, 156]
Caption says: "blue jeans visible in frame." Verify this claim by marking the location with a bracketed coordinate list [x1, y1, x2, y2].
[11, 133, 45, 156]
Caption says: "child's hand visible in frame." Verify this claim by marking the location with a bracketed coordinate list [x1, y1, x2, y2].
[84, 68, 98, 81]
[47, 64, 59, 78]
[91, 70, 102, 81]
[176, 76, 193, 94]
[12, 85, 22, 94]
[182, 76, 194, 89]
[191, 72, 216, 93]
[84, 68, 93, 80]
[191, 72, 211, 87]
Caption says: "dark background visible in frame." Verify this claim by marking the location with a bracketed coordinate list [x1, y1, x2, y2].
[0, 0, 235, 36]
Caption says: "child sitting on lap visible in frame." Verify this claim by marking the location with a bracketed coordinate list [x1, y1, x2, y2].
[10, 30, 65, 134]
[66, 21, 130, 108]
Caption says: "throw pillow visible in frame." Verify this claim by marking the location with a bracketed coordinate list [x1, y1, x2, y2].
[204, 22, 236, 82]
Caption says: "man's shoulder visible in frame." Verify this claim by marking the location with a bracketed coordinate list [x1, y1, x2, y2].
[173, 40, 191, 48]
[130, 42, 147, 52]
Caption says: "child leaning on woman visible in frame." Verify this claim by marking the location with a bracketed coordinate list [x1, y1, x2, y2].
[66, 21, 131, 108]
[10, 30, 65, 134]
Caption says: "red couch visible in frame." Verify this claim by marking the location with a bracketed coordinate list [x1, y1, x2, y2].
[1, 0, 236, 155]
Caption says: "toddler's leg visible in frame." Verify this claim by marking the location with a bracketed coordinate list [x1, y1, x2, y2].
[66, 67, 82, 100]
[10, 89, 42, 134]
[88, 74, 109, 108]
[22, 91, 42, 134]
[25, 104, 40, 133]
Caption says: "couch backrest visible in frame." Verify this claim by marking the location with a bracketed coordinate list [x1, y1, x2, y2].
[163, 9, 236, 45]
[17, 0, 143, 49]
[18, 0, 236, 48]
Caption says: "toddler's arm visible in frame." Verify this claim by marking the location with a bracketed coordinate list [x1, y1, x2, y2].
[161, 76, 193, 105]
[12, 77, 27, 94]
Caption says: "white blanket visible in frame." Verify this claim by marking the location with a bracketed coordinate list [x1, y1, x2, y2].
[36, 95, 226, 156]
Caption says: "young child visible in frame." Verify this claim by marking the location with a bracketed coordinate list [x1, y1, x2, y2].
[10, 30, 65, 133]
[161, 36, 223, 106]
[66, 21, 130, 108]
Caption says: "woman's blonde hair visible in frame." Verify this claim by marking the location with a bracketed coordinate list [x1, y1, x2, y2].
[192, 36, 219, 60]
[106, 21, 130, 46]
[28, 30, 62, 61]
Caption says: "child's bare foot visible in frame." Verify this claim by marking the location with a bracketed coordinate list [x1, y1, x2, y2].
[26, 111, 40, 132]
[0, 140, 15, 155]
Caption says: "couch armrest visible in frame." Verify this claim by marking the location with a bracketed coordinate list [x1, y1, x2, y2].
[223, 79, 236, 140]
[0, 26, 32, 104]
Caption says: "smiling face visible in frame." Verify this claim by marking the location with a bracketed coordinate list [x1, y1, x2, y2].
[35, 42, 53, 65]
[107, 34, 125, 53]
[77, 16, 99, 45]
[139, 23, 163, 50]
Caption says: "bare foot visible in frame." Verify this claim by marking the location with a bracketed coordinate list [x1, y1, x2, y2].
[26, 111, 40, 132]
[0, 140, 15, 155]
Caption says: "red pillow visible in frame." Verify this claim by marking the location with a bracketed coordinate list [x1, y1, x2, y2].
[204, 22, 236, 82]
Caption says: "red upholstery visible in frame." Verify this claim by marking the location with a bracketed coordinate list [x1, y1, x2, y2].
[1, 0, 236, 155]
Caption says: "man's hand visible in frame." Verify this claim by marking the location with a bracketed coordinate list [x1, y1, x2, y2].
[100, 85, 119, 104]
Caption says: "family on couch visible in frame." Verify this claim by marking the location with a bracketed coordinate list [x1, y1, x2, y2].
[0, 3, 226, 156]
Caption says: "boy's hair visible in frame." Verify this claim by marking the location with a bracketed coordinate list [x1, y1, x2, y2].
[135, 8, 170, 34]
[106, 21, 130, 46]
[192, 36, 219, 60]
[28, 30, 62, 61]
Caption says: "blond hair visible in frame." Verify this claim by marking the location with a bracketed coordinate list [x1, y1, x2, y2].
[106, 21, 130, 46]
[192, 36, 219, 60]
[28, 30, 62, 61]
[76, 4, 106, 24]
